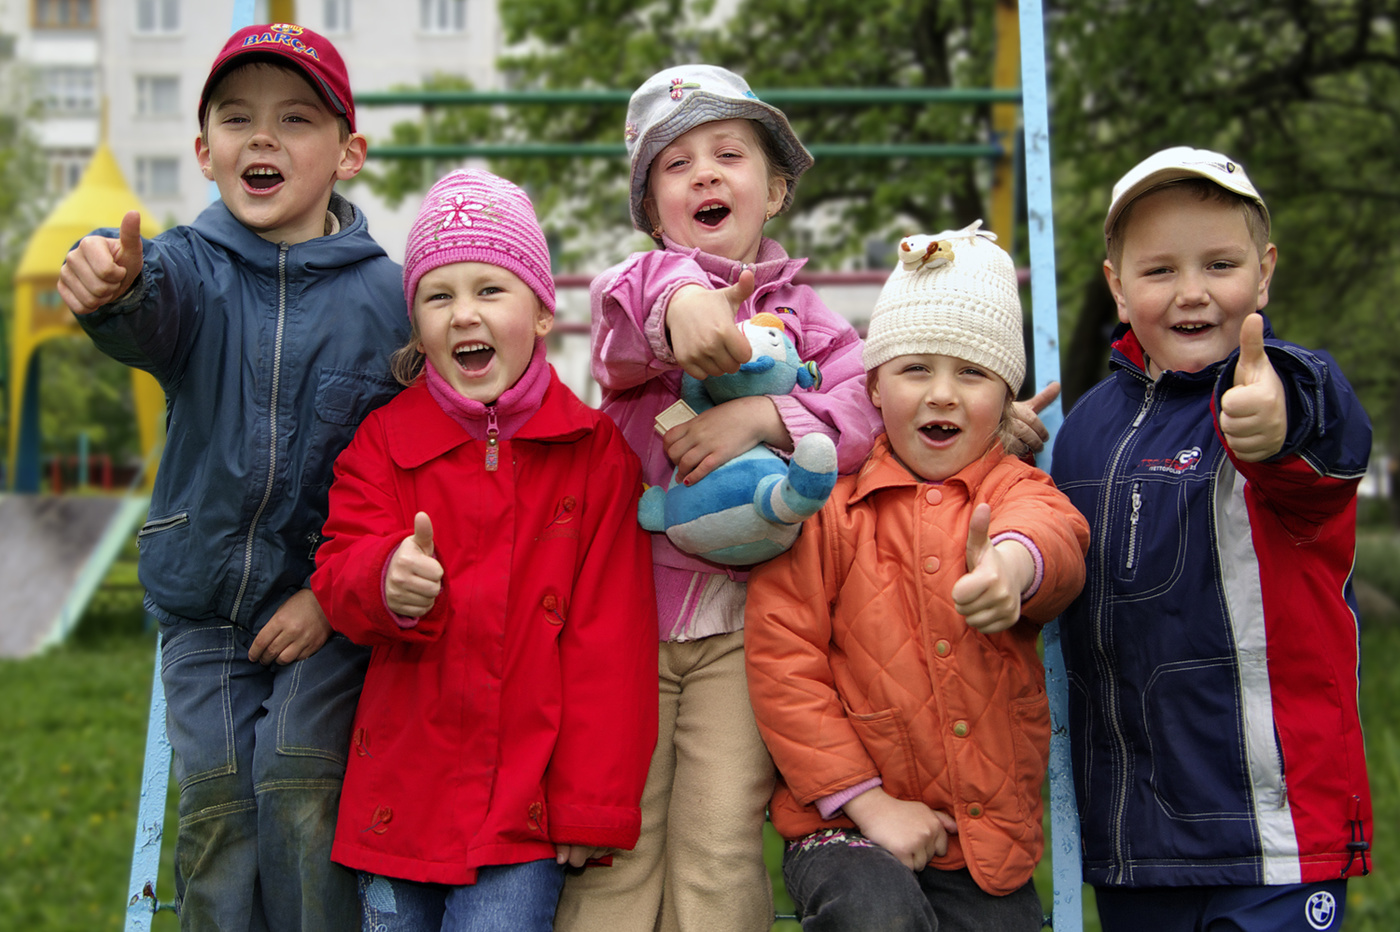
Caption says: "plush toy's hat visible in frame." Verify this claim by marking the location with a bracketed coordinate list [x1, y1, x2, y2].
[863, 220, 1024, 394]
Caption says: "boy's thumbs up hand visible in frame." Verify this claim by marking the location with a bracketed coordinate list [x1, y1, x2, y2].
[666, 269, 756, 380]
[951, 504, 1032, 634]
[1219, 313, 1286, 462]
[58, 210, 145, 315]
[385, 511, 444, 618]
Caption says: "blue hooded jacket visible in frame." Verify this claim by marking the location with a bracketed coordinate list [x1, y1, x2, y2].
[78, 193, 408, 632]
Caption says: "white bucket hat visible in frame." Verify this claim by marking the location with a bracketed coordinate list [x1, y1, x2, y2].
[625, 64, 814, 236]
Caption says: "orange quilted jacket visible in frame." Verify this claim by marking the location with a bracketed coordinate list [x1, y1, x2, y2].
[745, 437, 1089, 895]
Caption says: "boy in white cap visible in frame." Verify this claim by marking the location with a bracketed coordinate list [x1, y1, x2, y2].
[57, 23, 406, 931]
[746, 222, 1089, 931]
[1051, 147, 1373, 931]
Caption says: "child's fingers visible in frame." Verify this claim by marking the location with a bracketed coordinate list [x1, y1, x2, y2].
[1233, 313, 1271, 387]
[412, 511, 435, 557]
[965, 503, 992, 572]
[1026, 380, 1061, 415]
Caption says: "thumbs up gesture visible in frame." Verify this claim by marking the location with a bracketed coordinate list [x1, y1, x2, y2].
[1219, 313, 1286, 462]
[666, 269, 758, 379]
[58, 210, 145, 315]
[385, 512, 444, 618]
[951, 504, 1034, 634]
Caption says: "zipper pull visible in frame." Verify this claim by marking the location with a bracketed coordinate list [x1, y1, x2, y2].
[485, 407, 500, 472]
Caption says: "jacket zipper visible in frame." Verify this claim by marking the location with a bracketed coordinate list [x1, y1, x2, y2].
[1125, 483, 1142, 570]
[231, 243, 289, 624]
[1094, 374, 1154, 883]
[485, 407, 500, 471]
[137, 512, 190, 537]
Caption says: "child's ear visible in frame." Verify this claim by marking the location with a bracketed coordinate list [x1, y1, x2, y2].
[534, 302, 555, 338]
[765, 176, 788, 221]
[866, 369, 883, 410]
[194, 134, 214, 180]
[1103, 259, 1130, 324]
[336, 134, 369, 181]
[643, 196, 662, 233]
[1255, 243, 1278, 310]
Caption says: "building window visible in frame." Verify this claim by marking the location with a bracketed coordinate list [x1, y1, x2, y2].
[135, 0, 180, 34]
[33, 0, 95, 29]
[324, 0, 351, 33]
[37, 66, 97, 114]
[420, 0, 465, 33]
[135, 156, 180, 198]
[136, 75, 180, 116]
[48, 149, 90, 195]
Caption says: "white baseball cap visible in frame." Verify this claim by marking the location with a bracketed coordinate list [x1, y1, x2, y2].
[1104, 146, 1269, 239]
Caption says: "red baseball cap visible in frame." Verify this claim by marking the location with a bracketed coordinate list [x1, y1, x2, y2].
[199, 23, 355, 132]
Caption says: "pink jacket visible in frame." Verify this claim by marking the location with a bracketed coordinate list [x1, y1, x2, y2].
[591, 236, 883, 637]
[312, 373, 658, 885]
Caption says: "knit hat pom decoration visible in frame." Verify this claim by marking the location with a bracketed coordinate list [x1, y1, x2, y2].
[861, 220, 1025, 394]
[402, 168, 555, 317]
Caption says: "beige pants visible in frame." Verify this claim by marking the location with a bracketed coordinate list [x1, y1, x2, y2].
[555, 630, 776, 932]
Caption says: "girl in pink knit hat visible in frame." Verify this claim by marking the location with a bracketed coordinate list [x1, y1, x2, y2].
[311, 168, 659, 932]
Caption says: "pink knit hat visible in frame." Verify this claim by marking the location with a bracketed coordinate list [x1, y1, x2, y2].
[403, 169, 556, 316]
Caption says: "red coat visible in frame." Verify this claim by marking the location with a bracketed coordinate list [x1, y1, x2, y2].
[312, 374, 659, 885]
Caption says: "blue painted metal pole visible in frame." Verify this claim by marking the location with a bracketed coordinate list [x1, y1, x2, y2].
[123, 637, 171, 932]
[1017, 0, 1084, 929]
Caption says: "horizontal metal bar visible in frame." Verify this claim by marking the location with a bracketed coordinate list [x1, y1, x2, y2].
[368, 142, 1003, 160]
[358, 88, 1022, 107]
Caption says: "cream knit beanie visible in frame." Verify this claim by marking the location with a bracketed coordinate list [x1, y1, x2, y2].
[862, 220, 1025, 394]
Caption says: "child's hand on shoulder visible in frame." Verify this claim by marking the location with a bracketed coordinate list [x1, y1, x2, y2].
[665, 270, 756, 379]
[952, 503, 1035, 634]
[248, 588, 332, 666]
[842, 786, 958, 871]
[385, 512, 444, 618]
[1007, 382, 1060, 457]
[57, 210, 144, 315]
[663, 395, 789, 486]
[1219, 313, 1286, 462]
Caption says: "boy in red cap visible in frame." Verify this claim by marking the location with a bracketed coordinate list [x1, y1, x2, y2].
[57, 24, 407, 931]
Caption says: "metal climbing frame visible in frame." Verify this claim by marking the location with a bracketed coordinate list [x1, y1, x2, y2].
[122, 1, 1078, 927]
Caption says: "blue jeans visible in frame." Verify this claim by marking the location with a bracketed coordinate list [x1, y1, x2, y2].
[782, 829, 1045, 932]
[1095, 880, 1348, 932]
[161, 621, 368, 932]
[357, 860, 566, 932]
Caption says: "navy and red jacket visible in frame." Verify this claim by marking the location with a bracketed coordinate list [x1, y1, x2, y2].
[1050, 316, 1373, 888]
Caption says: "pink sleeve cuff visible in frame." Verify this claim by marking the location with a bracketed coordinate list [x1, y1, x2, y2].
[816, 777, 883, 820]
[991, 531, 1043, 599]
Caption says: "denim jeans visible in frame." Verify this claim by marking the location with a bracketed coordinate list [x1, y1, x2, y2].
[357, 860, 566, 932]
[161, 621, 368, 932]
[782, 828, 1044, 932]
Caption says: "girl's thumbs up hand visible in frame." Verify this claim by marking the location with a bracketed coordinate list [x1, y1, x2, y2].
[386, 512, 444, 617]
[951, 504, 1033, 634]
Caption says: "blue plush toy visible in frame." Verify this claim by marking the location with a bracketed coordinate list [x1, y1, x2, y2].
[639, 313, 838, 566]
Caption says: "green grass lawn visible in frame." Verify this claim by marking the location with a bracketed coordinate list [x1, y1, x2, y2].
[3, 550, 1398, 930]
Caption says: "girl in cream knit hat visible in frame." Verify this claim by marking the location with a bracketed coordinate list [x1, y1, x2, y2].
[745, 222, 1089, 932]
